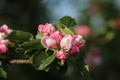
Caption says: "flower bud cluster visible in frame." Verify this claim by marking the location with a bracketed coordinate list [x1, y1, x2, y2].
[0, 24, 12, 54]
[38, 23, 85, 60]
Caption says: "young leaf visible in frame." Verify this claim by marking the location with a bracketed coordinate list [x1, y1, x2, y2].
[58, 16, 76, 28]
[57, 22, 74, 35]
[36, 32, 43, 39]
[32, 51, 55, 71]
[37, 53, 55, 70]
[32, 51, 48, 69]
[0, 67, 7, 79]
[6, 30, 34, 42]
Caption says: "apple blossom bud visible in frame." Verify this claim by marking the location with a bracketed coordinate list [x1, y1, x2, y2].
[74, 25, 91, 37]
[0, 40, 9, 45]
[70, 46, 79, 55]
[55, 50, 67, 60]
[41, 36, 56, 48]
[0, 44, 7, 54]
[0, 24, 12, 35]
[44, 23, 55, 34]
[0, 32, 6, 39]
[60, 35, 72, 51]
[38, 24, 45, 32]
[50, 31, 62, 44]
[38, 23, 55, 36]
[72, 35, 85, 48]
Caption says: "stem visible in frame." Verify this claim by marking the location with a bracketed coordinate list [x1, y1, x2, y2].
[9, 59, 32, 64]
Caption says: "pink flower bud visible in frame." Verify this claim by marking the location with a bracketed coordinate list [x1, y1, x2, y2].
[72, 35, 85, 48]
[38, 24, 45, 32]
[0, 24, 12, 35]
[0, 40, 9, 45]
[74, 25, 91, 37]
[38, 23, 55, 36]
[50, 31, 62, 44]
[0, 44, 7, 54]
[44, 23, 55, 34]
[60, 35, 72, 51]
[70, 46, 79, 55]
[41, 36, 56, 48]
[0, 32, 6, 39]
[55, 50, 67, 60]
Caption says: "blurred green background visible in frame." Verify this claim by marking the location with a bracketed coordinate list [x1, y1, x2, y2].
[0, 0, 120, 80]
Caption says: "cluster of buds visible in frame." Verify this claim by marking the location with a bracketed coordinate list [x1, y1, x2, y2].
[38, 23, 85, 60]
[0, 24, 12, 54]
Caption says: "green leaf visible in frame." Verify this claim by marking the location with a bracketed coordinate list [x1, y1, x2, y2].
[36, 32, 43, 39]
[38, 53, 55, 70]
[20, 39, 42, 50]
[15, 48, 24, 54]
[32, 51, 55, 71]
[57, 22, 74, 35]
[58, 16, 76, 28]
[32, 51, 48, 69]
[19, 40, 42, 54]
[6, 30, 34, 42]
[0, 67, 7, 79]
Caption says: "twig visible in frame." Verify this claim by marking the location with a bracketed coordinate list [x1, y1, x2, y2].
[9, 59, 32, 64]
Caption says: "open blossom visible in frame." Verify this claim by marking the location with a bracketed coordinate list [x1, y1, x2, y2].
[41, 36, 56, 48]
[0, 44, 7, 54]
[70, 46, 79, 55]
[55, 50, 67, 60]
[0, 24, 12, 35]
[72, 35, 85, 48]
[50, 31, 62, 44]
[60, 35, 72, 51]
[38, 23, 55, 36]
